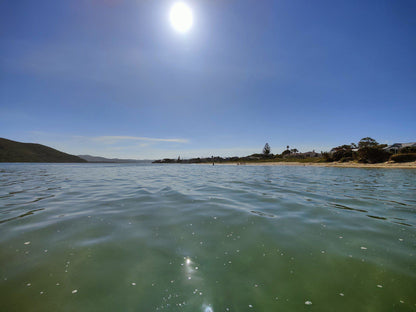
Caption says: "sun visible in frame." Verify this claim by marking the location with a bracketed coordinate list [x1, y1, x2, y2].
[169, 2, 193, 33]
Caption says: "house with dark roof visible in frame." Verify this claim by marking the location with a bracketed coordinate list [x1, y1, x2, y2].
[384, 142, 416, 153]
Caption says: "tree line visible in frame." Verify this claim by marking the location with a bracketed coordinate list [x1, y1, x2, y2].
[153, 137, 416, 164]
[322, 137, 416, 163]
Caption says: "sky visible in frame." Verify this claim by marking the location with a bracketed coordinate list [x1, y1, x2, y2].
[1, 0, 415, 159]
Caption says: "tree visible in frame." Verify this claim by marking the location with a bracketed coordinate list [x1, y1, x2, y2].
[290, 148, 299, 154]
[357, 137, 390, 163]
[322, 152, 332, 162]
[358, 137, 378, 149]
[330, 144, 354, 161]
[263, 143, 271, 156]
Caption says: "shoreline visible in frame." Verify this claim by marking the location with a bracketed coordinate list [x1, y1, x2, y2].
[210, 161, 416, 169]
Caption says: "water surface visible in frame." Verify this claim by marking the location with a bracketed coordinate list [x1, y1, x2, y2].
[1, 163, 415, 311]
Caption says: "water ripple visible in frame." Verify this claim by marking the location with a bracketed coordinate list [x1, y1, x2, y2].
[0, 208, 45, 224]
[1, 163, 416, 311]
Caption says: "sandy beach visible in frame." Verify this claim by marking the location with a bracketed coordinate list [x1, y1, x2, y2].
[213, 161, 416, 169]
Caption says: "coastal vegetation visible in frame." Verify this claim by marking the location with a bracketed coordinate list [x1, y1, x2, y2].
[0, 138, 86, 163]
[2, 136, 413, 164]
[262, 143, 271, 156]
[153, 137, 416, 165]
[390, 153, 416, 163]
[324, 137, 415, 164]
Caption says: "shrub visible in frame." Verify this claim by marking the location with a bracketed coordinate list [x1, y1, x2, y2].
[322, 152, 333, 162]
[340, 157, 353, 162]
[357, 147, 390, 163]
[390, 153, 416, 163]
[328, 144, 356, 162]
[332, 149, 353, 161]
[399, 146, 416, 154]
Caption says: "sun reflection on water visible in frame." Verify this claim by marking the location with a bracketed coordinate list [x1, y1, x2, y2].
[203, 304, 214, 312]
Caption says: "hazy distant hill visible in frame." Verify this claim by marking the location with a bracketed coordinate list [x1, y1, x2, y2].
[0, 138, 87, 163]
[77, 155, 153, 163]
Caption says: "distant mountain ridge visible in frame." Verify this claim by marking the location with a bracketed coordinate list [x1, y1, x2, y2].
[77, 155, 153, 163]
[0, 138, 86, 163]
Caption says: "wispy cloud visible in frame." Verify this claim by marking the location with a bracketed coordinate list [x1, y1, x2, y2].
[93, 136, 189, 144]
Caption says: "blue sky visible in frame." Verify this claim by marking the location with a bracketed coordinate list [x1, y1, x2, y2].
[1, 0, 415, 159]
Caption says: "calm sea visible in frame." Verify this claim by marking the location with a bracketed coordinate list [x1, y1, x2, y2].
[0, 163, 415, 311]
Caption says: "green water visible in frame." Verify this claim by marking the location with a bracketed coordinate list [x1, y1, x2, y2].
[0, 164, 415, 311]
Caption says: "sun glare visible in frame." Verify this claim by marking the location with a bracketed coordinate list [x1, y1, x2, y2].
[170, 2, 193, 33]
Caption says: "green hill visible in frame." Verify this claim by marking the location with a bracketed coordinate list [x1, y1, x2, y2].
[0, 138, 87, 163]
